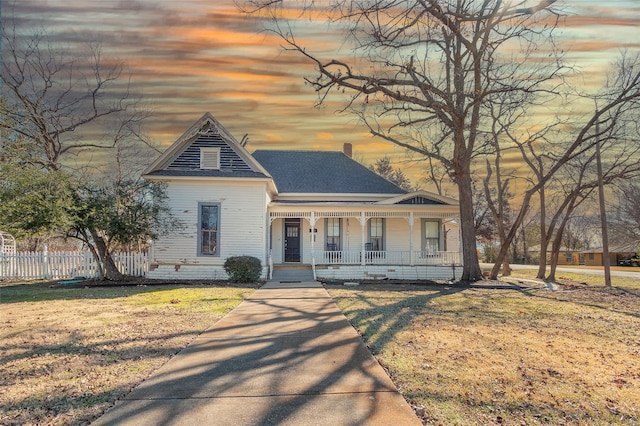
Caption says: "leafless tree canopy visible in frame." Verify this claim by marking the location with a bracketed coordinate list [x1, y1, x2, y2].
[1, 14, 164, 280]
[244, 0, 565, 280]
[0, 17, 153, 172]
[610, 182, 640, 253]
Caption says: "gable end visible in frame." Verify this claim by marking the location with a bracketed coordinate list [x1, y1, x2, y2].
[397, 196, 444, 205]
[167, 131, 253, 172]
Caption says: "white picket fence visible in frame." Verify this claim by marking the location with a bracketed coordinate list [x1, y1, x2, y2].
[0, 250, 148, 280]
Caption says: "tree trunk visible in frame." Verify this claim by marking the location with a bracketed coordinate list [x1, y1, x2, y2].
[87, 241, 105, 280]
[490, 192, 533, 279]
[547, 225, 565, 282]
[522, 225, 528, 264]
[537, 185, 547, 279]
[502, 258, 512, 276]
[89, 228, 124, 281]
[483, 156, 512, 278]
[547, 246, 559, 282]
[458, 171, 484, 281]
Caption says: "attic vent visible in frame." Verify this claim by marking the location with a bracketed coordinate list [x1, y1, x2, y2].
[397, 196, 441, 205]
[200, 148, 221, 170]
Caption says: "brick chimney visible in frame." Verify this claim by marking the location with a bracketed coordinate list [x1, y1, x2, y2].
[343, 143, 352, 158]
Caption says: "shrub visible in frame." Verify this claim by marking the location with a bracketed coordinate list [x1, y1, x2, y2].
[223, 256, 262, 283]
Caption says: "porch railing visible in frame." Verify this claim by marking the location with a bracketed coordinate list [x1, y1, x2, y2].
[320, 250, 461, 266]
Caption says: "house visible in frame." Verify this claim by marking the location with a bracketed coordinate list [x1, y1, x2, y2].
[143, 113, 462, 281]
[528, 244, 580, 266]
[581, 244, 638, 266]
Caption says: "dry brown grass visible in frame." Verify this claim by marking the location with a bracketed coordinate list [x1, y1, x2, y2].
[326, 279, 640, 425]
[3, 274, 639, 425]
[0, 281, 256, 425]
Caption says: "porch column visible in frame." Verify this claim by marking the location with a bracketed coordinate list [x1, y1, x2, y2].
[267, 215, 276, 280]
[360, 211, 367, 266]
[409, 212, 415, 266]
[309, 212, 317, 266]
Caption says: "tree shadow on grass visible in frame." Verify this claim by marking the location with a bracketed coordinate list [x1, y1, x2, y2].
[88, 284, 424, 425]
[0, 282, 259, 425]
[326, 282, 468, 354]
[328, 281, 640, 424]
[511, 282, 640, 320]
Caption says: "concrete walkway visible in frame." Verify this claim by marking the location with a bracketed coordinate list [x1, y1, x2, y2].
[94, 281, 421, 426]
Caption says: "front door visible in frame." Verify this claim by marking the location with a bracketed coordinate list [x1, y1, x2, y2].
[284, 218, 301, 262]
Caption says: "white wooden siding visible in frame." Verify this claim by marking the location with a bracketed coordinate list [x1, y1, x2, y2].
[151, 180, 268, 266]
[271, 219, 283, 263]
[316, 264, 462, 281]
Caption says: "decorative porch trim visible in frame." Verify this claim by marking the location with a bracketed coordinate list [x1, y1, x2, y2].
[268, 210, 456, 220]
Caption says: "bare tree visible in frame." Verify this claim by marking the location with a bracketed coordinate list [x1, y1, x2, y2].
[0, 18, 153, 172]
[0, 17, 163, 280]
[610, 182, 640, 253]
[244, 0, 565, 281]
[473, 180, 496, 246]
[421, 156, 454, 197]
[486, 52, 640, 280]
[369, 156, 419, 192]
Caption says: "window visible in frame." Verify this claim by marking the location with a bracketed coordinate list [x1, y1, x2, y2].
[422, 220, 440, 253]
[198, 203, 220, 256]
[368, 218, 384, 251]
[566, 252, 573, 262]
[200, 147, 221, 170]
[589, 253, 594, 260]
[325, 218, 341, 250]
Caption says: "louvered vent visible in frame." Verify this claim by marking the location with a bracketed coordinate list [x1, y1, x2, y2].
[200, 148, 220, 170]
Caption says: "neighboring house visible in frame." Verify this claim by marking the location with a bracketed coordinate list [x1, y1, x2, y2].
[143, 113, 462, 281]
[580, 250, 614, 267]
[581, 244, 638, 266]
[526, 245, 580, 266]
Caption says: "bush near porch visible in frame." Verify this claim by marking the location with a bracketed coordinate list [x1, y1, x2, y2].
[223, 255, 262, 283]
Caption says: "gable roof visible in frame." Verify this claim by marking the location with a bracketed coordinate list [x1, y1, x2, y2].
[251, 150, 407, 194]
[143, 112, 271, 179]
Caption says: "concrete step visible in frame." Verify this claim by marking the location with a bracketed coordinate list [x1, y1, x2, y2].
[271, 265, 315, 282]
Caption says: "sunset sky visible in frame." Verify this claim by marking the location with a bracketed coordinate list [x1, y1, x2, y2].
[6, 1, 640, 183]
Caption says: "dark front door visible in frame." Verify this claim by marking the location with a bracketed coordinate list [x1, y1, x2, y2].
[284, 218, 301, 262]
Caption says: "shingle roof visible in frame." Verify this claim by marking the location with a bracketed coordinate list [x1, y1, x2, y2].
[252, 150, 406, 194]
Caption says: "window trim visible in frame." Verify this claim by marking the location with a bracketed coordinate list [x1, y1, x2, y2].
[198, 202, 221, 257]
[367, 218, 385, 251]
[421, 219, 441, 253]
[200, 147, 221, 170]
[325, 218, 342, 250]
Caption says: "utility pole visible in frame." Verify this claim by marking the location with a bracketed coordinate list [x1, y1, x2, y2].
[595, 110, 611, 287]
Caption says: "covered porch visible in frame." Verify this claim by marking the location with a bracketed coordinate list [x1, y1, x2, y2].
[267, 203, 462, 281]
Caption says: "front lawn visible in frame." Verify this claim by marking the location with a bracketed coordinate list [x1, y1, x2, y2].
[326, 279, 640, 425]
[0, 280, 256, 425]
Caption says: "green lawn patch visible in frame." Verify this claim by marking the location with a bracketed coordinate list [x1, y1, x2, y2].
[0, 280, 255, 425]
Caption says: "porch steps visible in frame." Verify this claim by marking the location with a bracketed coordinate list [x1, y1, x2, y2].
[270, 265, 315, 282]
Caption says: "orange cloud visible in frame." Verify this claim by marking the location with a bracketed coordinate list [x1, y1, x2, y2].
[316, 132, 334, 141]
